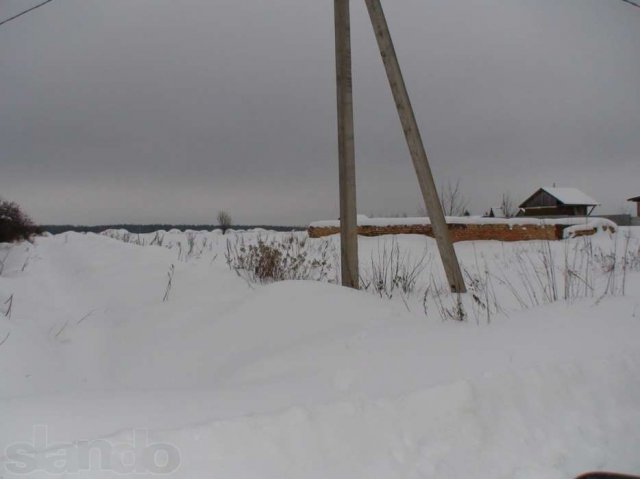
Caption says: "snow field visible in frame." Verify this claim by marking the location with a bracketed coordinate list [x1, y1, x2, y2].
[0, 227, 639, 477]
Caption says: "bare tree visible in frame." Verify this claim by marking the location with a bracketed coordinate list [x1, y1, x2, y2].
[217, 210, 232, 234]
[500, 192, 518, 218]
[439, 179, 470, 217]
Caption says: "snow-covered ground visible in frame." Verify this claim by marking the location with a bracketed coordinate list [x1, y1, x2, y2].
[1, 228, 639, 477]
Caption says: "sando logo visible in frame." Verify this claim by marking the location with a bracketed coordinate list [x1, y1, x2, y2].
[2, 425, 181, 476]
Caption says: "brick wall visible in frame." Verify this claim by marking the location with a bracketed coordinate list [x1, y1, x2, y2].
[308, 223, 566, 242]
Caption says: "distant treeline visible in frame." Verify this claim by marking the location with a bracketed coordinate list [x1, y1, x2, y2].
[41, 224, 307, 235]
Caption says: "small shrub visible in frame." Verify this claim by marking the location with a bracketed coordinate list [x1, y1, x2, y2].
[359, 237, 430, 298]
[149, 232, 165, 247]
[0, 199, 40, 243]
[225, 234, 333, 284]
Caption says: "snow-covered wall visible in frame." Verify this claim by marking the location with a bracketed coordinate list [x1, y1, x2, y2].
[308, 216, 616, 242]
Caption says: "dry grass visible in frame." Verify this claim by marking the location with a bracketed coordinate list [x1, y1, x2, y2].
[225, 234, 334, 284]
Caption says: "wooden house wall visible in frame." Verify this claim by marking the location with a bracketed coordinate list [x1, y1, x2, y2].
[519, 205, 587, 217]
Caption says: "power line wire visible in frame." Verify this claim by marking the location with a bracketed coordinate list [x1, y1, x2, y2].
[0, 0, 636, 29]
[0, 0, 54, 28]
[619, 0, 640, 9]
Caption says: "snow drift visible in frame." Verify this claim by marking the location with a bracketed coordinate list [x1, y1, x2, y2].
[1, 229, 639, 477]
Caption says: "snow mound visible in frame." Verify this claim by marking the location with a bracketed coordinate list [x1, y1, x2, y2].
[1, 231, 640, 477]
[564, 218, 617, 238]
[138, 350, 640, 478]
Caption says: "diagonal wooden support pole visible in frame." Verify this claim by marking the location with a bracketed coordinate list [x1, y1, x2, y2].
[364, 0, 466, 293]
[334, 0, 359, 289]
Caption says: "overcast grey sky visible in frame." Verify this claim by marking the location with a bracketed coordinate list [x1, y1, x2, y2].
[1, 0, 639, 225]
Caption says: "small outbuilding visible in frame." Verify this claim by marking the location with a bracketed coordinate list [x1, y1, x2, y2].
[518, 187, 599, 217]
[628, 196, 640, 217]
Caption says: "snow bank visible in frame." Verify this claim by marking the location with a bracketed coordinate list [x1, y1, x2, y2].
[563, 218, 617, 238]
[122, 350, 640, 478]
[1, 230, 639, 477]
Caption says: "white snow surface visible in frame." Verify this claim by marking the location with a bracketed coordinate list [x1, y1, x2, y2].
[1, 228, 639, 477]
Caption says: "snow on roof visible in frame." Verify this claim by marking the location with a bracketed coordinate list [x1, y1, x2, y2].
[540, 187, 599, 206]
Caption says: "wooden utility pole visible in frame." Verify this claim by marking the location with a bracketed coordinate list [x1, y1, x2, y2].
[334, 0, 359, 289]
[364, 0, 466, 293]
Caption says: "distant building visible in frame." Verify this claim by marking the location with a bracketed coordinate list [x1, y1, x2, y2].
[518, 187, 599, 217]
[629, 196, 640, 217]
